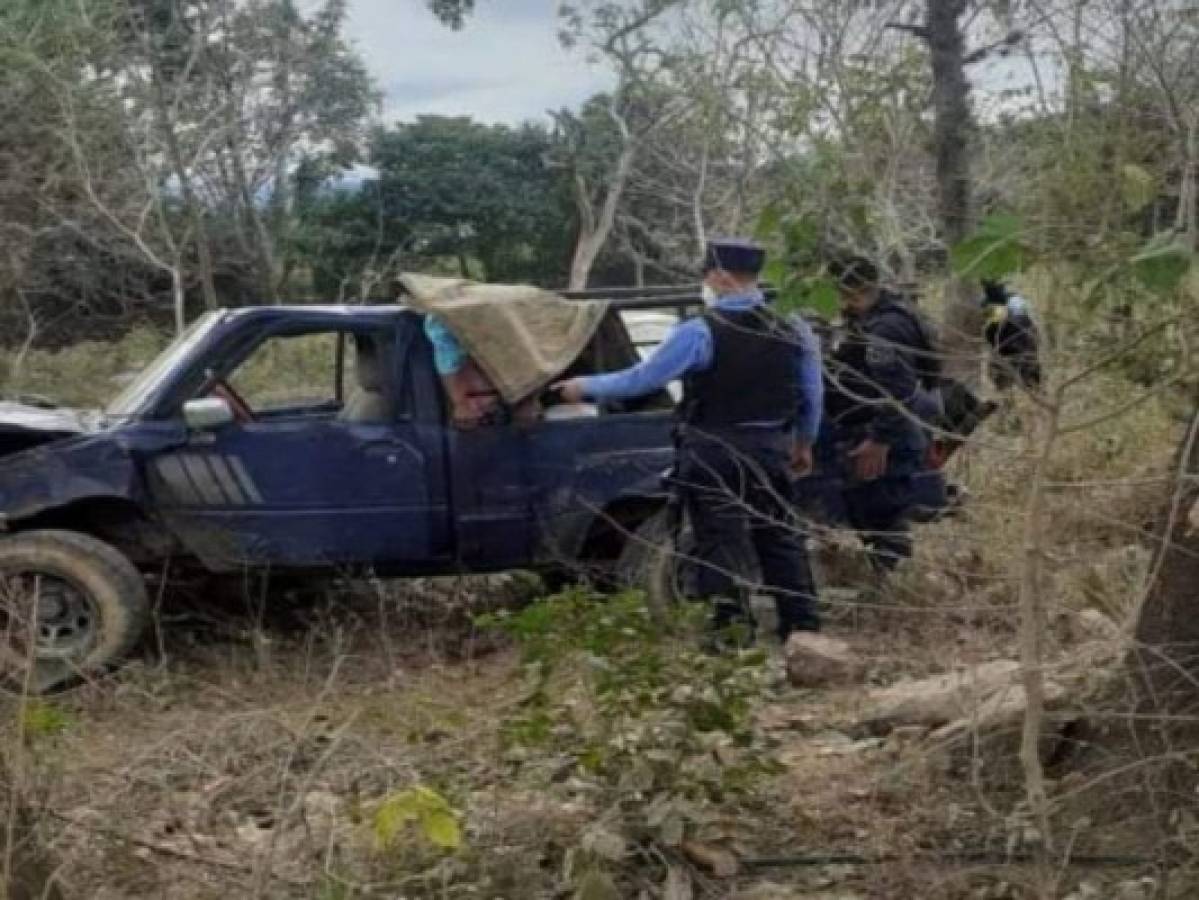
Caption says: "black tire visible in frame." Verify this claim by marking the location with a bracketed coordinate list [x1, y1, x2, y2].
[0, 530, 149, 692]
[615, 509, 690, 623]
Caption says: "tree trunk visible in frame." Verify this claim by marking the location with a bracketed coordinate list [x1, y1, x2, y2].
[171, 266, 186, 334]
[146, 45, 218, 311]
[4, 251, 38, 392]
[1176, 114, 1198, 247]
[693, 139, 710, 252]
[1131, 399, 1199, 712]
[568, 139, 637, 291]
[927, 0, 971, 245]
[925, 0, 984, 386]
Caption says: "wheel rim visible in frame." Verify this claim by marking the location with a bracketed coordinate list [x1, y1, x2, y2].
[1, 572, 99, 664]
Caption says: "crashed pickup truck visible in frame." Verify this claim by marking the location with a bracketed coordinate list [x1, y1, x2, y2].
[0, 277, 961, 689]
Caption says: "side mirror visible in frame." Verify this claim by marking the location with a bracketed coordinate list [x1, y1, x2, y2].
[183, 397, 234, 431]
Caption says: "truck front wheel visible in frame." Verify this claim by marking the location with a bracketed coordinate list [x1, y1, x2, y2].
[0, 530, 149, 693]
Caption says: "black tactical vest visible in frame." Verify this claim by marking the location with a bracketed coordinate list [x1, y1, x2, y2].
[824, 294, 937, 428]
[682, 308, 797, 428]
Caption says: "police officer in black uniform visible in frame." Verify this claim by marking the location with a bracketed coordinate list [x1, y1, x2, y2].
[822, 256, 932, 570]
[981, 279, 1042, 392]
[556, 238, 822, 643]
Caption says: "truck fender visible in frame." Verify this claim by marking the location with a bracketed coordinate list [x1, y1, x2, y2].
[0, 436, 141, 528]
[574, 473, 673, 565]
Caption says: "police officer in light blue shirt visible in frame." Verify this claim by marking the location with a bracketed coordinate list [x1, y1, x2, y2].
[556, 238, 822, 644]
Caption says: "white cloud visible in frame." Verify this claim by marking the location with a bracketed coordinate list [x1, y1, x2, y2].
[334, 0, 613, 125]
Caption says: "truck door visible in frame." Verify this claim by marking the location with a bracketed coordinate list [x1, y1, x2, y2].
[146, 321, 451, 570]
[447, 423, 531, 570]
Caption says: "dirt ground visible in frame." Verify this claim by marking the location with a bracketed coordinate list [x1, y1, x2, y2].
[0, 565, 1176, 900]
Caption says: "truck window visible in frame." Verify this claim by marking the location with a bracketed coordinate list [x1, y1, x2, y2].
[225, 331, 348, 415]
[193, 326, 396, 424]
[549, 310, 675, 415]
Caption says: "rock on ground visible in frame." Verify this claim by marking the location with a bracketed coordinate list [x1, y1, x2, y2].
[784, 633, 860, 688]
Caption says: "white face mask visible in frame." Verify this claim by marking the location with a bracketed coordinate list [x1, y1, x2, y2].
[701, 283, 719, 307]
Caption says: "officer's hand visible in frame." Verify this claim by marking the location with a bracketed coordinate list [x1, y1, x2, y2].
[552, 378, 587, 404]
[849, 438, 889, 481]
[790, 441, 814, 477]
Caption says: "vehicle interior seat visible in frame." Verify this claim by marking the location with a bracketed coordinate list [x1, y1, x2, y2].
[338, 334, 391, 423]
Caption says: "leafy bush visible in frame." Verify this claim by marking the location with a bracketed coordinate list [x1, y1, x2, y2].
[480, 589, 781, 891]
[372, 785, 462, 852]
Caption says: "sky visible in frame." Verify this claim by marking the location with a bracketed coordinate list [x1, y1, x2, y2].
[319, 0, 1060, 130]
[337, 0, 613, 126]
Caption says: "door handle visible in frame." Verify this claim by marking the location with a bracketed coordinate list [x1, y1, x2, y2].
[358, 438, 423, 465]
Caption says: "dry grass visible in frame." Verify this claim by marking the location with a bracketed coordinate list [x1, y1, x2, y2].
[1, 577, 552, 898]
[1, 328, 169, 409]
[0, 326, 355, 412]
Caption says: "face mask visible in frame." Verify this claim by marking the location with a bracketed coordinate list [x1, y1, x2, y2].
[701, 283, 719, 307]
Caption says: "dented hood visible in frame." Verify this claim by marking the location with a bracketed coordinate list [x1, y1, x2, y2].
[0, 401, 92, 451]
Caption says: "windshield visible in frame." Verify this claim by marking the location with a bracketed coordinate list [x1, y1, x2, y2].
[106, 312, 224, 418]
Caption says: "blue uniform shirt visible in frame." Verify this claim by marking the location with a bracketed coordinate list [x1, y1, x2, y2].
[579, 291, 824, 444]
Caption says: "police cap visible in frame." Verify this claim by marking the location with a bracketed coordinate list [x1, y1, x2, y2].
[981, 279, 1008, 305]
[702, 238, 766, 275]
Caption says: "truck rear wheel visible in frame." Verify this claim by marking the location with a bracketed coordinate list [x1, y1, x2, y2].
[616, 510, 693, 623]
[0, 530, 149, 693]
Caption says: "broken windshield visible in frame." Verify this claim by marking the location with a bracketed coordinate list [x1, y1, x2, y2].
[106, 312, 224, 419]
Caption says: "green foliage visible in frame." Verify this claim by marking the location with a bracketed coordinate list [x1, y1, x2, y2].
[950, 213, 1029, 279]
[755, 208, 839, 317]
[480, 588, 778, 859]
[21, 700, 74, 740]
[952, 213, 1194, 315]
[1131, 234, 1194, 294]
[368, 116, 574, 285]
[372, 785, 463, 852]
[1120, 164, 1157, 213]
[314, 876, 354, 900]
[572, 868, 622, 900]
[288, 174, 404, 299]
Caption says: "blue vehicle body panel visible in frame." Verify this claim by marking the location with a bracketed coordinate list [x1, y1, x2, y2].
[0, 436, 141, 521]
[0, 422, 191, 523]
[147, 420, 447, 569]
[525, 412, 675, 564]
[0, 303, 951, 576]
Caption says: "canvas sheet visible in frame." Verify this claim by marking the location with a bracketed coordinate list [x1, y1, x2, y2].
[398, 273, 609, 402]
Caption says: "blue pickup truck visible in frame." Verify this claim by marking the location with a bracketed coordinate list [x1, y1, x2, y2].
[0, 294, 958, 689]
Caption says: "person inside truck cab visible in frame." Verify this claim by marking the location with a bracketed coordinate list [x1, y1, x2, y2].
[555, 237, 823, 646]
[423, 313, 538, 429]
[339, 333, 392, 422]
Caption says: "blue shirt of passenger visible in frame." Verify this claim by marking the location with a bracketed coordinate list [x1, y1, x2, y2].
[578, 290, 824, 444]
[423, 314, 466, 376]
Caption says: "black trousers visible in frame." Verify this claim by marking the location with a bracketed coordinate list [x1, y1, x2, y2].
[675, 430, 820, 637]
[843, 477, 915, 570]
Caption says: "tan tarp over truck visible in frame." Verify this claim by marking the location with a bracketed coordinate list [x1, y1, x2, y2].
[397, 273, 610, 404]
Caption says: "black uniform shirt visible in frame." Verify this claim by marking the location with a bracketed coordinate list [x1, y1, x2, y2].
[825, 293, 926, 446]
